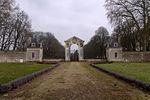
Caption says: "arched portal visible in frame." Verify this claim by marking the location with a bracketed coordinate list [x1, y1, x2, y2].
[70, 44, 79, 61]
[65, 36, 84, 61]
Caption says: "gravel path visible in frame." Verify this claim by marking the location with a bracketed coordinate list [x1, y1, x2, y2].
[1, 62, 150, 100]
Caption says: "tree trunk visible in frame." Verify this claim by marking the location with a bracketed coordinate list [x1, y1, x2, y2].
[143, 34, 147, 51]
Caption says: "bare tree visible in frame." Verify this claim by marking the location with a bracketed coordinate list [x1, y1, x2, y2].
[0, 0, 15, 50]
[12, 11, 31, 50]
[0, 0, 32, 51]
[105, 0, 150, 51]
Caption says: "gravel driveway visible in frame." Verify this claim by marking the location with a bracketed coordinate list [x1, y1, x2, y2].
[1, 62, 150, 100]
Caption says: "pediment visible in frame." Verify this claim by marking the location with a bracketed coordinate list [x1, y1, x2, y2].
[65, 36, 84, 43]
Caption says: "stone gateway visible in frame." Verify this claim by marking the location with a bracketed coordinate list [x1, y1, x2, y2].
[65, 36, 84, 61]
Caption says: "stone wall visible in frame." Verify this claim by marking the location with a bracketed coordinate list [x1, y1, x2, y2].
[85, 59, 107, 62]
[0, 47, 43, 63]
[122, 52, 150, 62]
[106, 47, 150, 62]
[43, 59, 64, 62]
[0, 51, 26, 63]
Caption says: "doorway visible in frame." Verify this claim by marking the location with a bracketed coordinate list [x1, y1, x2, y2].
[70, 44, 79, 61]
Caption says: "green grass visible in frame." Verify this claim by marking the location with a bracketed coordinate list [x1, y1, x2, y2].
[97, 63, 150, 84]
[0, 63, 52, 84]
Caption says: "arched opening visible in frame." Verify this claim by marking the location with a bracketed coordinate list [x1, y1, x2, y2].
[65, 36, 84, 61]
[70, 44, 79, 61]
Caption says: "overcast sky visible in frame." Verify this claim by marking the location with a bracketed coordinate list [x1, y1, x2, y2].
[16, 0, 112, 46]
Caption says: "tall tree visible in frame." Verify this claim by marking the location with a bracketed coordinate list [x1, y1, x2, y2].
[0, 0, 15, 50]
[33, 32, 65, 59]
[105, 0, 150, 51]
[12, 11, 31, 50]
[111, 20, 139, 51]
[0, 0, 32, 51]
[84, 26, 110, 59]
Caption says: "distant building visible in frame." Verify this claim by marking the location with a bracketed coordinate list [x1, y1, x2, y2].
[106, 42, 150, 62]
[0, 37, 43, 63]
[26, 37, 43, 62]
[106, 42, 123, 62]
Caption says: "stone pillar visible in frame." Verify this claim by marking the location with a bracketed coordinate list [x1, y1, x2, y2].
[39, 48, 43, 62]
[79, 46, 84, 61]
[65, 46, 70, 61]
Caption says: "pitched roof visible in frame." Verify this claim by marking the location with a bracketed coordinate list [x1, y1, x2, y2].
[65, 36, 84, 43]
[28, 37, 41, 48]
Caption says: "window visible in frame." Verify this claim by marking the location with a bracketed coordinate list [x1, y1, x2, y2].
[115, 52, 118, 58]
[31, 43, 36, 47]
[32, 52, 35, 58]
[114, 43, 118, 47]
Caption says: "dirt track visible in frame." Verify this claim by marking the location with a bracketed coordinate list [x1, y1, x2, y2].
[1, 62, 150, 100]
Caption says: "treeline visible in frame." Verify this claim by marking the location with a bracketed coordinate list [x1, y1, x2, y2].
[1, 0, 149, 59]
[84, 0, 150, 59]
[105, 0, 150, 51]
[0, 0, 64, 59]
[84, 27, 110, 59]
[33, 32, 65, 59]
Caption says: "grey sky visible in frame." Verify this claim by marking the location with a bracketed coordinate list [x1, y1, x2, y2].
[16, 0, 112, 46]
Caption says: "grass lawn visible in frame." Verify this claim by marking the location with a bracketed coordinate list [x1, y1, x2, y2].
[97, 63, 150, 84]
[0, 63, 52, 84]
